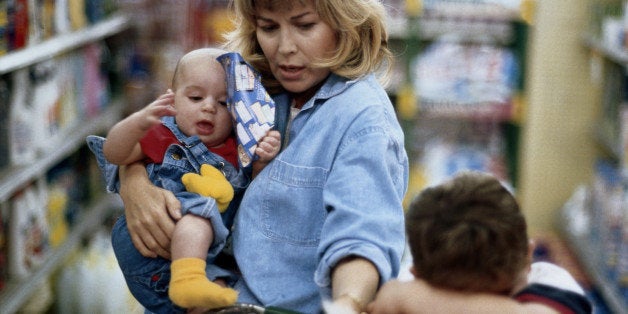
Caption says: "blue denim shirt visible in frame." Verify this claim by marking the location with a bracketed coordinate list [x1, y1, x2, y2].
[86, 116, 249, 257]
[232, 73, 409, 312]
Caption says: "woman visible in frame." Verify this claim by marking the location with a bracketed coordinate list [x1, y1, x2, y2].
[118, 0, 409, 312]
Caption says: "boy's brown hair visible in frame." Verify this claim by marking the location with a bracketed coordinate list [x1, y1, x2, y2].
[406, 171, 529, 294]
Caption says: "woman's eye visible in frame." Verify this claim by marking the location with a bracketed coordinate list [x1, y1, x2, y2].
[189, 96, 202, 101]
[298, 23, 315, 30]
[258, 24, 277, 32]
[219, 101, 228, 107]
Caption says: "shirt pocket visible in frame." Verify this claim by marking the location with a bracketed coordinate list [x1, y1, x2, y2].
[260, 159, 328, 246]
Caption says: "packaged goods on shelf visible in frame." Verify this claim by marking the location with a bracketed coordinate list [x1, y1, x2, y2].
[81, 43, 110, 118]
[55, 228, 142, 313]
[411, 117, 510, 188]
[30, 59, 61, 153]
[590, 161, 627, 300]
[46, 147, 95, 228]
[7, 43, 112, 166]
[8, 68, 36, 166]
[620, 196, 628, 303]
[0, 76, 9, 171]
[0, 2, 7, 55]
[7, 0, 29, 51]
[0, 11, 130, 312]
[0, 202, 8, 292]
[4, 0, 118, 54]
[7, 179, 50, 280]
[56, 52, 79, 129]
[55, 0, 72, 34]
[68, 0, 87, 30]
[411, 40, 519, 120]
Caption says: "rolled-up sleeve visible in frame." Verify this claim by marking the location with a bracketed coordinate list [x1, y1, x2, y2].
[314, 120, 408, 298]
[86, 135, 122, 193]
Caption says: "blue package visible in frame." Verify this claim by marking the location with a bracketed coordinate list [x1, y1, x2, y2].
[217, 52, 275, 170]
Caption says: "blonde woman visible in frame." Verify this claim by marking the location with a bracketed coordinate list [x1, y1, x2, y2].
[117, 1, 408, 313]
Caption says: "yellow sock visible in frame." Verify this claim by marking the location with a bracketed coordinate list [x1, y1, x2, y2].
[168, 258, 238, 309]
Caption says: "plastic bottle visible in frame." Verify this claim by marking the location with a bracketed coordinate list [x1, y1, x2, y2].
[9, 68, 37, 166]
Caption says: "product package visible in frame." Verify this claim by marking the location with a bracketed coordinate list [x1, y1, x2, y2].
[7, 179, 50, 280]
[217, 52, 275, 170]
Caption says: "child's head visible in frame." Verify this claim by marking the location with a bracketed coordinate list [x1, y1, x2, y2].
[406, 171, 530, 295]
[170, 48, 232, 148]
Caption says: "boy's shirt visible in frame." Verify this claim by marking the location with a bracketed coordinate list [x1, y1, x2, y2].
[513, 262, 592, 314]
[140, 123, 239, 169]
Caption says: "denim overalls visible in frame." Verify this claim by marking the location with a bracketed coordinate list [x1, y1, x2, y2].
[86, 116, 249, 314]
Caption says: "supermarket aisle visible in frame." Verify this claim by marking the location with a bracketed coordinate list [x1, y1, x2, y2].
[0, 0, 626, 313]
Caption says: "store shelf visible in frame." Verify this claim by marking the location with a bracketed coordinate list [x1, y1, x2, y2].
[418, 99, 514, 121]
[0, 14, 130, 75]
[0, 100, 123, 203]
[0, 194, 122, 314]
[558, 207, 628, 314]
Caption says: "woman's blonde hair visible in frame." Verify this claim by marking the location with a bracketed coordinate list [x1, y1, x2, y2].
[223, 0, 393, 93]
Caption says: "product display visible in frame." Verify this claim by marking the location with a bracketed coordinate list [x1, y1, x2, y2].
[0, 2, 128, 311]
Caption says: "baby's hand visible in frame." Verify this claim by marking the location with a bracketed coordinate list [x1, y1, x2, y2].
[136, 90, 177, 130]
[255, 130, 281, 163]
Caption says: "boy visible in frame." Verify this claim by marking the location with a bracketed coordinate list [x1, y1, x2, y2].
[88, 48, 280, 312]
[367, 171, 592, 314]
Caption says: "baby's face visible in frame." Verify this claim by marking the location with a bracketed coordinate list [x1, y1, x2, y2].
[173, 59, 232, 148]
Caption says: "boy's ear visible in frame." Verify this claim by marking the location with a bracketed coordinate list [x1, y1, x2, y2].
[527, 239, 535, 266]
[410, 266, 419, 278]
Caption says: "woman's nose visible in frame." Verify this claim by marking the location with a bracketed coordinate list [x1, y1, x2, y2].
[278, 29, 297, 55]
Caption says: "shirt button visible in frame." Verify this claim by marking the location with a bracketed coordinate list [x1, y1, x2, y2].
[171, 153, 181, 160]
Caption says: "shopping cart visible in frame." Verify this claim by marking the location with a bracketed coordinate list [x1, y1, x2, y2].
[207, 303, 302, 314]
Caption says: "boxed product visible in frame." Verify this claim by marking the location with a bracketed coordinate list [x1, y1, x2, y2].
[217, 52, 275, 169]
[7, 179, 50, 280]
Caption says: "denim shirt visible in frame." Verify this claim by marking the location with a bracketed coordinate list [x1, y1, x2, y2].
[232, 73, 409, 312]
[86, 116, 249, 257]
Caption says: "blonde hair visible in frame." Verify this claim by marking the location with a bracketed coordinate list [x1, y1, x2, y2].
[223, 0, 393, 93]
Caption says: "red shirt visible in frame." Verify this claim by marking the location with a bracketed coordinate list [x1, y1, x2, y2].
[140, 124, 239, 169]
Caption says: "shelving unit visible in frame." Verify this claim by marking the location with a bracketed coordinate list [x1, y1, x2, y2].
[0, 13, 131, 313]
[0, 14, 129, 75]
[397, 3, 528, 197]
[0, 195, 122, 314]
[554, 12, 628, 313]
[0, 100, 124, 203]
[559, 206, 627, 314]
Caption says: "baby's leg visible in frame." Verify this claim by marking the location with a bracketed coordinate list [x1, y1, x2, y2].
[168, 214, 238, 309]
[111, 215, 185, 313]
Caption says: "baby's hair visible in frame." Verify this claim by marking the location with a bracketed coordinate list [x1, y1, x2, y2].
[171, 47, 228, 90]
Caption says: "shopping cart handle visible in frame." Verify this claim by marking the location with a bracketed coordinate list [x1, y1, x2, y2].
[206, 303, 303, 314]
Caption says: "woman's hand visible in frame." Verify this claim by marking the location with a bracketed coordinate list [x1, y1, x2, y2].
[119, 162, 182, 259]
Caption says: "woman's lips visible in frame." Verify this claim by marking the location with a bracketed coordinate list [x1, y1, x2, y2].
[279, 65, 304, 80]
